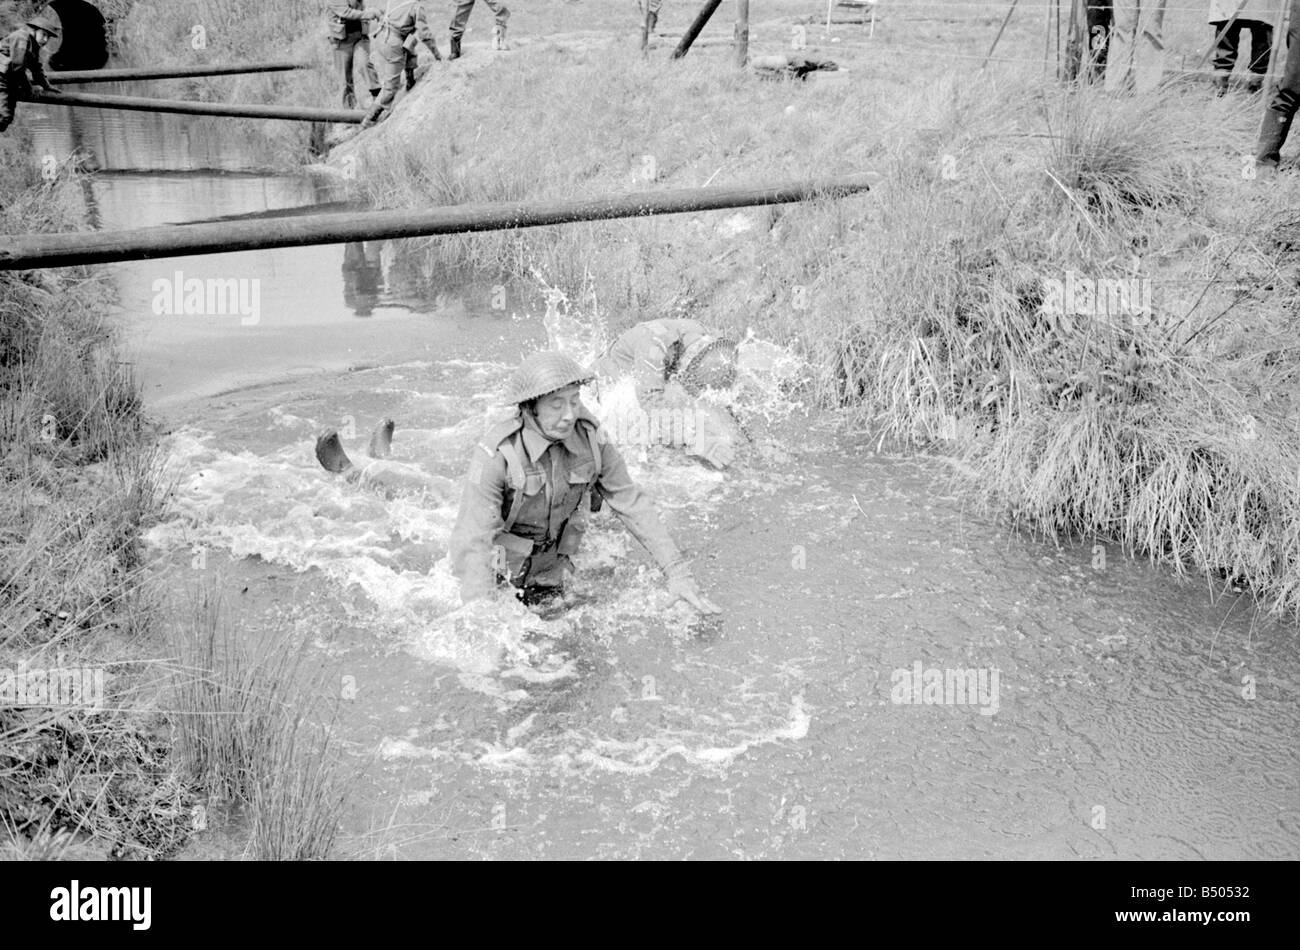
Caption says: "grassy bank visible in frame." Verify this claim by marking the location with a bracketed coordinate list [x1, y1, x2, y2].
[0, 124, 349, 858]
[108, 0, 335, 163]
[346, 40, 1300, 618]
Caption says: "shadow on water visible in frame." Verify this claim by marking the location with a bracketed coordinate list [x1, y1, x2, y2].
[28, 83, 1300, 860]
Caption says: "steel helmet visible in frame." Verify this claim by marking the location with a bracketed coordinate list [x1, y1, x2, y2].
[26, 12, 62, 37]
[502, 350, 593, 405]
[676, 337, 738, 394]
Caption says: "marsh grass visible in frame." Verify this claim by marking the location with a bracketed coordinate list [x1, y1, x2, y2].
[169, 586, 349, 860]
[0, 133, 190, 859]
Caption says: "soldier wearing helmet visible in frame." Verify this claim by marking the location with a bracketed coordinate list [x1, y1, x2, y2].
[0, 11, 61, 134]
[448, 350, 720, 613]
[590, 319, 742, 470]
[591, 319, 739, 402]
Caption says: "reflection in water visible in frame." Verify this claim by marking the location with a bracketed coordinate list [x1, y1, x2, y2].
[342, 241, 382, 317]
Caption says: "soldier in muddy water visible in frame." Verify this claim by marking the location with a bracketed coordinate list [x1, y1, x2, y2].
[589, 318, 745, 471]
[448, 350, 720, 614]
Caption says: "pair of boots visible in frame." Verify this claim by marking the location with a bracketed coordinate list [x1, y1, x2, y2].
[447, 24, 507, 60]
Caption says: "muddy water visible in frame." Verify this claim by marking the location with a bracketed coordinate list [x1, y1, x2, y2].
[31, 96, 1300, 860]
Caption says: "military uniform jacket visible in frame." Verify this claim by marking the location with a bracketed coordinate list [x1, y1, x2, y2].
[0, 27, 49, 87]
[326, 0, 370, 45]
[449, 407, 688, 599]
[591, 318, 712, 401]
[373, 0, 438, 55]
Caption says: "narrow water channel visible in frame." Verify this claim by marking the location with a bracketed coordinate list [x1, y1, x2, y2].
[25, 92, 1300, 860]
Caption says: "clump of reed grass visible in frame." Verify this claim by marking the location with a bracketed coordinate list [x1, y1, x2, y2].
[169, 586, 349, 860]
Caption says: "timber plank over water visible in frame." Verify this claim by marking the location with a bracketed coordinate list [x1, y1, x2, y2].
[48, 61, 310, 84]
[24, 89, 363, 124]
[0, 176, 875, 270]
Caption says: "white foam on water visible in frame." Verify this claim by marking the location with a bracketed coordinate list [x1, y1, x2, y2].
[473, 693, 812, 776]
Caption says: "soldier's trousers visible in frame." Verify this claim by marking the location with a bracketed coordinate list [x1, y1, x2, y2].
[366, 41, 418, 121]
[332, 33, 379, 109]
[1072, 1, 1167, 89]
[1258, 0, 1300, 167]
[449, 0, 509, 41]
[0, 76, 15, 132]
[1210, 19, 1272, 79]
[0, 74, 28, 133]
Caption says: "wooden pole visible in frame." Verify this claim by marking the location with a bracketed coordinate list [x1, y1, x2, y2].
[1044, 0, 1052, 75]
[981, 0, 1023, 70]
[0, 174, 876, 271]
[48, 61, 310, 84]
[735, 0, 750, 68]
[672, 0, 725, 59]
[641, 3, 652, 52]
[23, 89, 363, 124]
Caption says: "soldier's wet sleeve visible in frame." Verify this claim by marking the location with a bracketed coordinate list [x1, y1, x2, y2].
[592, 432, 690, 580]
[448, 449, 508, 601]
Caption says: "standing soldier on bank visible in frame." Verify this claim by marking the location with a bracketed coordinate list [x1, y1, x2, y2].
[361, 0, 442, 129]
[449, 351, 720, 613]
[326, 0, 380, 109]
[1257, 0, 1300, 173]
[638, 0, 664, 41]
[1208, 0, 1275, 94]
[0, 12, 60, 134]
[448, 0, 510, 60]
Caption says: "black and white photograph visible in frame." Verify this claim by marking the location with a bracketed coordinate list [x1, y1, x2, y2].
[0, 0, 1296, 900]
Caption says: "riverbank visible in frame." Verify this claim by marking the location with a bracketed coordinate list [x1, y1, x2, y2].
[0, 124, 349, 858]
[337, 35, 1300, 619]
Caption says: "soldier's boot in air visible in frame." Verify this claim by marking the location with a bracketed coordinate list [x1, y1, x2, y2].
[367, 419, 395, 459]
[316, 431, 355, 473]
[492, 24, 508, 50]
[449, 35, 462, 60]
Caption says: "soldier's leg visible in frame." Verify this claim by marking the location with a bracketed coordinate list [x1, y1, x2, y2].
[449, 0, 475, 41]
[1105, 0, 1151, 89]
[404, 50, 417, 90]
[1084, 0, 1113, 84]
[335, 34, 358, 109]
[0, 78, 14, 134]
[362, 47, 404, 126]
[358, 35, 380, 101]
[1248, 22, 1273, 84]
[1211, 20, 1240, 94]
[1257, 5, 1300, 167]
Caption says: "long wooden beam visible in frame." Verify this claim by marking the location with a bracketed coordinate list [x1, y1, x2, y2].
[23, 89, 362, 124]
[0, 175, 876, 270]
[672, 0, 725, 59]
[48, 61, 310, 84]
